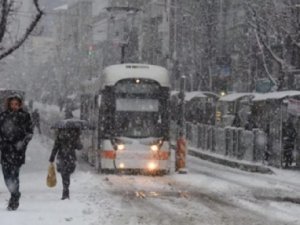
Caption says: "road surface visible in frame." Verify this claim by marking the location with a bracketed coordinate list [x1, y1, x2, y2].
[0, 135, 299, 225]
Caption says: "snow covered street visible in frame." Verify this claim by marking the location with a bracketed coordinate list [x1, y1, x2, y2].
[0, 135, 300, 225]
[3, 0, 300, 224]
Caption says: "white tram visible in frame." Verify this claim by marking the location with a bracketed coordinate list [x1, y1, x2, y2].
[80, 64, 171, 174]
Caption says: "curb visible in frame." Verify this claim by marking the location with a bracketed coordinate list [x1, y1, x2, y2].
[188, 149, 273, 174]
[171, 144, 273, 174]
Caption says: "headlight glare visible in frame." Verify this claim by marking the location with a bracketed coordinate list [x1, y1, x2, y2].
[117, 144, 125, 151]
[148, 162, 157, 170]
[150, 145, 159, 152]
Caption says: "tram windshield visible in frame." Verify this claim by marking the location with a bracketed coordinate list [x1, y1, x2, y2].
[115, 98, 161, 138]
[115, 110, 161, 138]
[113, 79, 163, 138]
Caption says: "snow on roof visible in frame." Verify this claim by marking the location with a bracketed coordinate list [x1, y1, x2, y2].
[219, 93, 258, 102]
[184, 91, 207, 101]
[67, 93, 77, 100]
[171, 90, 179, 96]
[102, 64, 170, 88]
[54, 4, 68, 11]
[201, 91, 220, 99]
[170, 91, 219, 101]
[253, 90, 300, 101]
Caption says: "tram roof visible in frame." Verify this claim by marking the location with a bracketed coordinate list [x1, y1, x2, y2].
[102, 64, 170, 88]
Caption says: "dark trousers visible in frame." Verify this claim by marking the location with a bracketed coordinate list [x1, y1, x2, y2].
[57, 161, 75, 197]
[61, 172, 71, 191]
[2, 162, 21, 198]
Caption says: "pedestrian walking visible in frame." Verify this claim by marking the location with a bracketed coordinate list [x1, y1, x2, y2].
[245, 114, 257, 131]
[28, 100, 33, 112]
[0, 94, 33, 210]
[64, 107, 73, 119]
[32, 109, 41, 134]
[49, 129, 82, 200]
[232, 112, 242, 127]
[282, 119, 297, 167]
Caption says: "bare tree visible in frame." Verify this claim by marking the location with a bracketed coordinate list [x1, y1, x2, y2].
[245, 0, 300, 90]
[0, 0, 43, 61]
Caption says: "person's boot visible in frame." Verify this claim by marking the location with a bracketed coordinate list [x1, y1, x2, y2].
[7, 193, 21, 211]
[61, 189, 69, 200]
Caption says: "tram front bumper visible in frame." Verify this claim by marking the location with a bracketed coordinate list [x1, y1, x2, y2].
[100, 153, 170, 171]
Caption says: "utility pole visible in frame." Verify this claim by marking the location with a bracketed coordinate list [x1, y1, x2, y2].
[176, 75, 187, 174]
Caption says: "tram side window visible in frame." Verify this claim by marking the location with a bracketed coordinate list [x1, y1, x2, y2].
[100, 88, 115, 138]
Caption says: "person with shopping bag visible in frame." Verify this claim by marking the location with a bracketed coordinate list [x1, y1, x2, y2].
[49, 128, 82, 200]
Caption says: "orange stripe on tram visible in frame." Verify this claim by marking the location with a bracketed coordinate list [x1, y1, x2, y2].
[155, 151, 170, 160]
[101, 151, 116, 159]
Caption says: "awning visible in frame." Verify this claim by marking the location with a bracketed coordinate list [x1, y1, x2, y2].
[253, 91, 300, 101]
[219, 93, 258, 102]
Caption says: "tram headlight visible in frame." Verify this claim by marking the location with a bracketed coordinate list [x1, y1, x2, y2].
[117, 144, 125, 151]
[150, 145, 159, 152]
[119, 163, 125, 169]
[147, 162, 157, 171]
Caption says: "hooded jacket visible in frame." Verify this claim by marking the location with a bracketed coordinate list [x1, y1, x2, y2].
[0, 95, 33, 166]
[49, 129, 82, 173]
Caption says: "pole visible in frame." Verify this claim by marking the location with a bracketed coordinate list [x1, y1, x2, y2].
[173, 0, 177, 61]
[178, 75, 186, 134]
[280, 102, 283, 168]
[121, 44, 126, 64]
[176, 75, 187, 173]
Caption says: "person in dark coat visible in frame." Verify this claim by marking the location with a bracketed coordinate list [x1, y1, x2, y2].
[282, 120, 297, 150]
[0, 94, 33, 210]
[31, 109, 41, 134]
[245, 115, 257, 131]
[232, 113, 241, 127]
[64, 107, 74, 119]
[282, 120, 297, 167]
[49, 129, 82, 200]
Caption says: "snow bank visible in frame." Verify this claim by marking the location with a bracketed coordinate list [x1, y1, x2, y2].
[0, 137, 99, 225]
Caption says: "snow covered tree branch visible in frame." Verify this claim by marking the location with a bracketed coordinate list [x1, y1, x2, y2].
[0, 0, 44, 61]
[244, 0, 300, 90]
